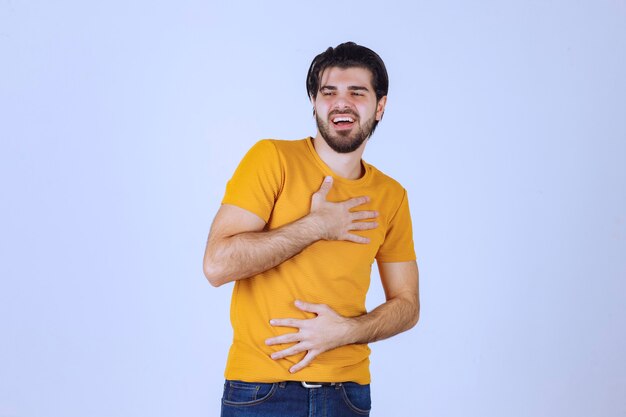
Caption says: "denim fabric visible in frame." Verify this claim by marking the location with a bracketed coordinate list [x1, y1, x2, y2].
[220, 380, 371, 417]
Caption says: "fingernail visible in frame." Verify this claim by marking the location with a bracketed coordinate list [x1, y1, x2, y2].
[324, 176, 332, 182]
[270, 319, 276, 325]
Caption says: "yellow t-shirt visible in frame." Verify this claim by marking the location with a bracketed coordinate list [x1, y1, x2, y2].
[221, 138, 416, 384]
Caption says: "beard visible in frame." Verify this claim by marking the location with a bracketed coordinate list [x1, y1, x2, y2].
[315, 110, 376, 154]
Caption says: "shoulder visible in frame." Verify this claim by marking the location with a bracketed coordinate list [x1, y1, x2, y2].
[258, 138, 309, 153]
[365, 162, 407, 195]
[239, 139, 289, 164]
[243, 138, 310, 167]
[247, 138, 279, 154]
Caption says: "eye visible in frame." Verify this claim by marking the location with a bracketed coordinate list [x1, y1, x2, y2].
[352, 92, 364, 96]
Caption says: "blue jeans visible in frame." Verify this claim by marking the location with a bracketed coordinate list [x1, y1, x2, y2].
[220, 380, 371, 417]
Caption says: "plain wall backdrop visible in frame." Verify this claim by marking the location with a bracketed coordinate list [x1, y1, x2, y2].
[1, 1, 625, 416]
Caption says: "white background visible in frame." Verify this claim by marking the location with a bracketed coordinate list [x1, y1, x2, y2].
[1, 1, 625, 416]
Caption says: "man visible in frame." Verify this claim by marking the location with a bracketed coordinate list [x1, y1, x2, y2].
[204, 42, 419, 417]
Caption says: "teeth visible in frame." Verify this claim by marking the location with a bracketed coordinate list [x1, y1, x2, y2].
[333, 117, 354, 123]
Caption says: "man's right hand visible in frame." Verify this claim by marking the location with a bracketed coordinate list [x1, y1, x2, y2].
[308, 176, 378, 244]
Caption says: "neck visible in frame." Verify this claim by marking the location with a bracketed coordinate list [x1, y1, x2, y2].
[312, 134, 367, 180]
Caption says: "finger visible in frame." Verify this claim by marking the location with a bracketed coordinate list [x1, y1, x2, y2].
[270, 343, 307, 360]
[289, 350, 319, 373]
[270, 318, 302, 328]
[348, 221, 378, 231]
[265, 332, 301, 346]
[350, 210, 378, 221]
[344, 233, 370, 244]
[315, 176, 333, 199]
[294, 299, 327, 315]
[344, 196, 370, 209]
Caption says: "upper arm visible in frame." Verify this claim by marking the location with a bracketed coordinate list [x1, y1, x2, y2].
[204, 140, 282, 285]
[375, 189, 416, 263]
[221, 140, 284, 223]
[208, 204, 266, 241]
[203, 204, 266, 277]
[377, 260, 419, 307]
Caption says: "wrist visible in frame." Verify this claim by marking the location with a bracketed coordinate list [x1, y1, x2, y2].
[301, 212, 325, 241]
[342, 316, 362, 345]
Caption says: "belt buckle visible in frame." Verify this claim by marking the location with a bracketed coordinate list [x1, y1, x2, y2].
[301, 381, 336, 388]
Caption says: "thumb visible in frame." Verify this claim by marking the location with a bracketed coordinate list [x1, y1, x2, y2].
[316, 176, 333, 199]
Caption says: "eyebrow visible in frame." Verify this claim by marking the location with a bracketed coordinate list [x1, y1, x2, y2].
[320, 85, 371, 92]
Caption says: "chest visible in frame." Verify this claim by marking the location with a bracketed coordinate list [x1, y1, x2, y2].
[267, 171, 391, 264]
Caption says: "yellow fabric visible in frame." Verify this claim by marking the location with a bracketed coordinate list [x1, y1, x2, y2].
[221, 138, 416, 384]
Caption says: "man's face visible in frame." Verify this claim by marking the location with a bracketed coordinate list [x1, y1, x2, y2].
[312, 66, 387, 153]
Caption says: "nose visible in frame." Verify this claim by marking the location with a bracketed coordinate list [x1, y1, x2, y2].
[331, 92, 353, 111]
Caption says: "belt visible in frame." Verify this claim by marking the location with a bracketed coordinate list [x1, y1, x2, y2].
[300, 381, 339, 388]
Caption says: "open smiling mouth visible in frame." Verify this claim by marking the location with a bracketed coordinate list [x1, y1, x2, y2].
[331, 116, 356, 129]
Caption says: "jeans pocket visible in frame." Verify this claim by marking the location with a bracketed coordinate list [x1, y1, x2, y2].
[341, 383, 371, 415]
[222, 380, 277, 406]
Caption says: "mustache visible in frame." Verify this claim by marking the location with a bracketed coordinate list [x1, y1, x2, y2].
[328, 109, 359, 119]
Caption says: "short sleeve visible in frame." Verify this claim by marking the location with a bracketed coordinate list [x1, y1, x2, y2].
[375, 189, 416, 263]
[221, 140, 284, 223]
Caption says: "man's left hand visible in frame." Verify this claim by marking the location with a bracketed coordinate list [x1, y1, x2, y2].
[265, 300, 353, 373]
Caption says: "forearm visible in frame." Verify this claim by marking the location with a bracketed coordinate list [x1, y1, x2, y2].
[204, 215, 321, 286]
[346, 294, 420, 345]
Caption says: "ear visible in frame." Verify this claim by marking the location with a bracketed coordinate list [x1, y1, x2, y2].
[375, 96, 387, 121]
